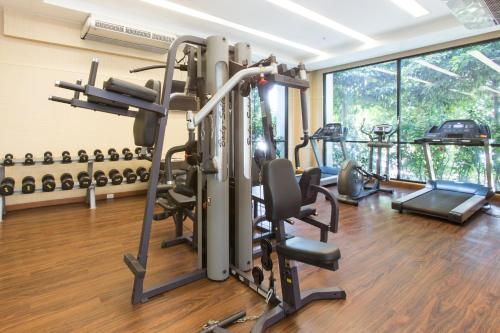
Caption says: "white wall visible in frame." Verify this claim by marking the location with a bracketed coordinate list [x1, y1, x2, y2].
[0, 7, 189, 205]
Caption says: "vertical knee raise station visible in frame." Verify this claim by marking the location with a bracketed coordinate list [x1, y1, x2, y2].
[50, 34, 345, 332]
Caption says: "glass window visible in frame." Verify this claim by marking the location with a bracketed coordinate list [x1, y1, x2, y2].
[400, 40, 499, 188]
[324, 61, 398, 177]
[324, 38, 499, 191]
[251, 85, 288, 158]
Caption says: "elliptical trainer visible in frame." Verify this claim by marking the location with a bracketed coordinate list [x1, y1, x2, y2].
[337, 121, 397, 206]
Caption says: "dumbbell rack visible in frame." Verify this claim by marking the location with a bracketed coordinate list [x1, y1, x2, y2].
[0, 153, 150, 222]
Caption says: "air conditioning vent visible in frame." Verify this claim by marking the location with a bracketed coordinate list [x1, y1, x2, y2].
[81, 16, 176, 53]
[443, 0, 499, 29]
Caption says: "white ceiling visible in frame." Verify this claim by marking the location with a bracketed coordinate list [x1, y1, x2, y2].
[1, 0, 499, 70]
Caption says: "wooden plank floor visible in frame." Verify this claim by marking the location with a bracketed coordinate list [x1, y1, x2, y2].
[0, 188, 499, 333]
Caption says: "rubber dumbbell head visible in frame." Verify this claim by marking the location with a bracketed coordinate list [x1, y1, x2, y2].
[43, 151, 54, 165]
[252, 267, 264, 286]
[77, 171, 91, 189]
[122, 148, 133, 161]
[93, 170, 108, 187]
[123, 168, 137, 184]
[136, 167, 150, 182]
[93, 149, 105, 162]
[61, 151, 72, 164]
[108, 169, 123, 185]
[3, 153, 14, 166]
[147, 147, 154, 155]
[24, 153, 35, 166]
[77, 149, 89, 163]
[0, 177, 15, 196]
[22, 176, 36, 194]
[42, 174, 56, 192]
[108, 148, 119, 161]
[135, 147, 142, 155]
[60, 173, 74, 191]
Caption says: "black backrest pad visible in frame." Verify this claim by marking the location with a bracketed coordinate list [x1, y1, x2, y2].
[185, 167, 198, 192]
[133, 80, 161, 147]
[299, 167, 320, 206]
[104, 77, 158, 102]
[263, 159, 302, 222]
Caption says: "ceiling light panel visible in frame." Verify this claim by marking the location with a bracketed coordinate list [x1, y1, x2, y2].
[469, 50, 500, 73]
[266, 0, 376, 44]
[390, 0, 430, 17]
[140, 0, 328, 56]
[415, 59, 459, 77]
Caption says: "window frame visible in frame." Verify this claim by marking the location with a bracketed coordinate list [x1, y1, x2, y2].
[322, 37, 500, 190]
[251, 86, 289, 159]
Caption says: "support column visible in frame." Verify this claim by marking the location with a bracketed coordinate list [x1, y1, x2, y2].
[206, 36, 230, 281]
[233, 42, 253, 271]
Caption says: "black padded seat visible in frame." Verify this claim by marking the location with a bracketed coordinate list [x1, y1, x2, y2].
[104, 78, 158, 102]
[168, 190, 195, 205]
[276, 237, 340, 268]
[296, 204, 316, 219]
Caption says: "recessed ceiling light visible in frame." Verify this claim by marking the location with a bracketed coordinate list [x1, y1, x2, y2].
[372, 68, 396, 75]
[450, 89, 474, 97]
[140, 0, 328, 56]
[415, 59, 459, 77]
[390, 0, 429, 18]
[266, 0, 376, 45]
[481, 86, 500, 94]
[468, 50, 500, 73]
[406, 76, 433, 85]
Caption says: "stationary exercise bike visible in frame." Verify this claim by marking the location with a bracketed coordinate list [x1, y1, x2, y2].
[337, 121, 397, 205]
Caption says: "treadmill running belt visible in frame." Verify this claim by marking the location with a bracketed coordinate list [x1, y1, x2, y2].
[402, 189, 472, 218]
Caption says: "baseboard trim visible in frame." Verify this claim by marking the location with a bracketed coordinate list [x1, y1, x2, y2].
[6, 190, 147, 212]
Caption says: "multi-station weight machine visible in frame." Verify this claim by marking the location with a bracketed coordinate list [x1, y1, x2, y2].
[50, 35, 345, 332]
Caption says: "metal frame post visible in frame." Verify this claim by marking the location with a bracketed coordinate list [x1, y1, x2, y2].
[484, 140, 494, 190]
[233, 42, 253, 271]
[422, 142, 435, 181]
[376, 146, 382, 175]
[205, 36, 230, 281]
[310, 139, 323, 168]
[129, 35, 207, 304]
[86, 160, 96, 209]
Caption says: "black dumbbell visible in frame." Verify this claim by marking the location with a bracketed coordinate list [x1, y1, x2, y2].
[93, 149, 105, 162]
[43, 151, 54, 165]
[60, 173, 74, 190]
[42, 174, 56, 192]
[0, 177, 15, 196]
[3, 153, 14, 166]
[123, 168, 137, 184]
[78, 150, 89, 163]
[22, 176, 36, 194]
[122, 148, 133, 161]
[77, 171, 92, 189]
[93, 170, 108, 187]
[24, 153, 35, 166]
[61, 151, 72, 164]
[135, 147, 146, 160]
[109, 169, 123, 185]
[147, 147, 154, 155]
[108, 148, 120, 161]
[136, 167, 150, 182]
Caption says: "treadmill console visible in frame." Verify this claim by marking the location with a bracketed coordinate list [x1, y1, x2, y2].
[373, 124, 393, 135]
[417, 119, 490, 145]
[311, 123, 347, 141]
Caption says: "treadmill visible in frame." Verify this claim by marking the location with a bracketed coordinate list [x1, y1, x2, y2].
[392, 119, 494, 224]
[309, 123, 348, 186]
